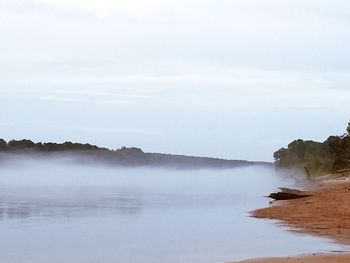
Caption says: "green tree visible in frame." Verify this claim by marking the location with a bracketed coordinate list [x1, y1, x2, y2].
[0, 139, 7, 151]
[8, 139, 35, 150]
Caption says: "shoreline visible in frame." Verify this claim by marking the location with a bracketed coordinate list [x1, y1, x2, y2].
[234, 253, 350, 263]
[233, 175, 350, 263]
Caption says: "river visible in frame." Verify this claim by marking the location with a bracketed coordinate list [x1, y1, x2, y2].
[0, 159, 347, 262]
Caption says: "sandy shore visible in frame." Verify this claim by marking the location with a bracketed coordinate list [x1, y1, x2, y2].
[233, 177, 350, 263]
[235, 253, 350, 263]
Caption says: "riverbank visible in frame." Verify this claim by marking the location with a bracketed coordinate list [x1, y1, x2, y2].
[234, 175, 350, 262]
[236, 253, 350, 263]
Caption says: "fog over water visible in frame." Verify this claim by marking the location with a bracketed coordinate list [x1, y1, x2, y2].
[0, 158, 347, 263]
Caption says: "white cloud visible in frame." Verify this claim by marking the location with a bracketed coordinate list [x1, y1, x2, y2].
[0, 0, 349, 159]
[1, 0, 350, 74]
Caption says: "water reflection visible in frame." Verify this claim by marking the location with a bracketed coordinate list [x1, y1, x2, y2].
[0, 189, 143, 221]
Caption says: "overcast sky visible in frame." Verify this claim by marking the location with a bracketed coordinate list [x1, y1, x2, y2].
[1, 0, 350, 161]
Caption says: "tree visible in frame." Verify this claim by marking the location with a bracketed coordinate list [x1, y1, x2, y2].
[0, 139, 7, 151]
[347, 120, 350, 135]
[7, 139, 35, 150]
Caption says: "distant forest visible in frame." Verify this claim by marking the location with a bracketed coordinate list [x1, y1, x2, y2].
[0, 138, 269, 169]
[0, 138, 106, 152]
[274, 121, 350, 176]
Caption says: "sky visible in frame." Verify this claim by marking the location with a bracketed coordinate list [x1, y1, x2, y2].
[0, 0, 350, 161]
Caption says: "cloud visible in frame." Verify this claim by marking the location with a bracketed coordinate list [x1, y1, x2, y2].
[1, 68, 349, 111]
[0, 0, 349, 160]
[1, 0, 350, 77]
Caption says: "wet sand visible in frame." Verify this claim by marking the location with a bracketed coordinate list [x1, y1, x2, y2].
[235, 253, 350, 263]
[233, 177, 350, 263]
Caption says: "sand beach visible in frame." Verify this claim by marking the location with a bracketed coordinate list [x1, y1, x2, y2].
[234, 175, 350, 263]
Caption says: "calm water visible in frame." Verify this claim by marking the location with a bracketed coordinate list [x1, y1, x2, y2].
[0, 159, 347, 263]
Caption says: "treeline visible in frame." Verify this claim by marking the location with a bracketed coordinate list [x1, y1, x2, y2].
[0, 138, 268, 169]
[0, 138, 144, 154]
[0, 138, 102, 152]
[274, 121, 350, 175]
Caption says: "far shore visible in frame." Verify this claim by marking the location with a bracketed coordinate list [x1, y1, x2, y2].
[232, 173, 350, 263]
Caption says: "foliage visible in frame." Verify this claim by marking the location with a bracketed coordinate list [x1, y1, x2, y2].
[274, 121, 350, 176]
[0, 139, 102, 152]
[0, 138, 261, 169]
[0, 139, 146, 156]
[117, 146, 144, 155]
[0, 139, 7, 151]
[8, 139, 35, 149]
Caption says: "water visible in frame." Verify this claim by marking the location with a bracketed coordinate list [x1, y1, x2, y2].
[0, 159, 347, 263]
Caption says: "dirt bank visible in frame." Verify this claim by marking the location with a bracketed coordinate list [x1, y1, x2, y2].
[253, 181, 350, 245]
[235, 253, 350, 263]
[233, 178, 350, 263]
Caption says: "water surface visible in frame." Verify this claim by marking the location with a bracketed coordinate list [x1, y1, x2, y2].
[0, 160, 347, 263]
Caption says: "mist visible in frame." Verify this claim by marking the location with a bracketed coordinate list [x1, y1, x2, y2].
[0, 155, 281, 197]
[0, 158, 345, 262]
[0, 156, 284, 230]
